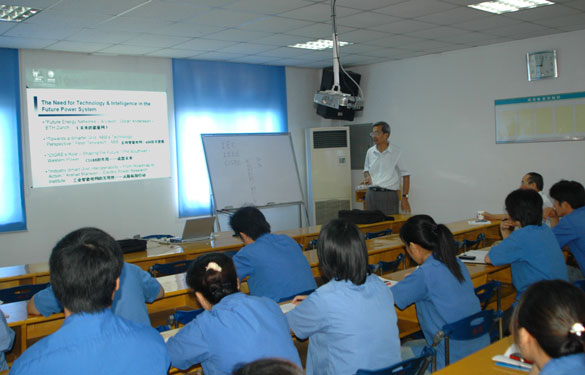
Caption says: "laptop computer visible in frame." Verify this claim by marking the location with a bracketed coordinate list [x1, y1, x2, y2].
[174, 217, 216, 243]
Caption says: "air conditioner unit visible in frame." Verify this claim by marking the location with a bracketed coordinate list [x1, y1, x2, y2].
[306, 127, 352, 226]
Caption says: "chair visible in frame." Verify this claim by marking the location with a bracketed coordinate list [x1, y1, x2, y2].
[432, 309, 498, 367]
[168, 308, 205, 328]
[306, 239, 318, 250]
[574, 279, 585, 292]
[0, 283, 50, 304]
[474, 281, 503, 340]
[365, 228, 393, 240]
[277, 289, 315, 303]
[462, 233, 486, 251]
[355, 346, 435, 375]
[369, 253, 406, 275]
[149, 260, 192, 277]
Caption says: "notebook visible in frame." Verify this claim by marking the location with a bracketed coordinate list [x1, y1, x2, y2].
[177, 217, 216, 242]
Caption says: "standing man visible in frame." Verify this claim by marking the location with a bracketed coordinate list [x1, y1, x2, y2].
[363, 121, 411, 215]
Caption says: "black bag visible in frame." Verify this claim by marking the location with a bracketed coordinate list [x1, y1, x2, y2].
[117, 239, 147, 254]
[338, 209, 394, 225]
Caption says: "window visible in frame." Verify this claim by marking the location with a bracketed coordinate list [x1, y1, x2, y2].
[172, 60, 288, 217]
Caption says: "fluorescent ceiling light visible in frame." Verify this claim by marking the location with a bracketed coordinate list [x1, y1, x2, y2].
[288, 39, 352, 50]
[468, 0, 554, 14]
[0, 5, 40, 22]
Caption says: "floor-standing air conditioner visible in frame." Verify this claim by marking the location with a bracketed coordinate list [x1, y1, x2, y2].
[306, 127, 351, 226]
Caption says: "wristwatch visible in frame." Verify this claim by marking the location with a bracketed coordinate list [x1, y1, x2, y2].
[402, 194, 409, 199]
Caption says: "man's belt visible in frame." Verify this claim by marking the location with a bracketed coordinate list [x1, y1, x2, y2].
[369, 186, 394, 192]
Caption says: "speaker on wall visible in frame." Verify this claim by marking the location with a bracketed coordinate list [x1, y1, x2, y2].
[316, 67, 362, 121]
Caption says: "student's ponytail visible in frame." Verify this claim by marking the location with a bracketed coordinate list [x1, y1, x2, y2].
[399, 215, 464, 283]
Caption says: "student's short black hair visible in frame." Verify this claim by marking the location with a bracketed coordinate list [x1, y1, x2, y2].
[187, 252, 238, 305]
[233, 358, 303, 375]
[525, 172, 544, 191]
[317, 219, 370, 285]
[229, 206, 271, 240]
[513, 280, 585, 358]
[49, 227, 123, 314]
[549, 180, 585, 209]
[372, 121, 390, 136]
[505, 188, 543, 227]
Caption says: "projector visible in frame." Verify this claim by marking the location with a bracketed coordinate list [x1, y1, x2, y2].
[314, 90, 364, 110]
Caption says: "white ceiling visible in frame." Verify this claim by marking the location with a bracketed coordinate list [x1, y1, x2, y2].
[1, 0, 584, 68]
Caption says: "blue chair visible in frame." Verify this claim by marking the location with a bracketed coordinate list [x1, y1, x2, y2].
[149, 260, 192, 277]
[277, 289, 315, 303]
[433, 309, 497, 367]
[306, 239, 318, 250]
[462, 233, 486, 251]
[474, 281, 503, 340]
[574, 279, 585, 292]
[0, 283, 50, 304]
[355, 346, 435, 375]
[365, 228, 393, 240]
[168, 308, 205, 328]
[369, 254, 405, 275]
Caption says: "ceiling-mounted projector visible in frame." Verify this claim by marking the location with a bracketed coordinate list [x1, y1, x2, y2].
[313, 0, 364, 112]
[314, 90, 363, 110]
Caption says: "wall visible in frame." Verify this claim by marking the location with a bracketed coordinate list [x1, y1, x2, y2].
[0, 52, 325, 266]
[350, 29, 585, 224]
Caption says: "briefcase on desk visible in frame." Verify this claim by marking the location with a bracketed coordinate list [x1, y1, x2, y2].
[338, 209, 394, 225]
[117, 239, 147, 254]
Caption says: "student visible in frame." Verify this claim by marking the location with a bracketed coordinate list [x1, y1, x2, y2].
[286, 219, 401, 375]
[166, 253, 301, 375]
[27, 259, 164, 326]
[547, 180, 585, 277]
[1, 309, 15, 371]
[391, 215, 488, 370]
[229, 206, 316, 302]
[486, 189, 568, 307]
[10, 227, 170, 375]
[512, 280, 585, 374]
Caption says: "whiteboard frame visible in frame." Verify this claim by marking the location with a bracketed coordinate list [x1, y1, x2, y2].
[201, 133, 308, 222]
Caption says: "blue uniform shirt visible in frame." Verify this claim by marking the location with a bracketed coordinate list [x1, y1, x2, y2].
[0, 311, 15, 371]
[33, 262, 161, 326]
[233, 233, 317, 302]
[553, 206, 585, 273]
[392, 256, 488, 370]
[489, 225, 568, 304]
[166, 292, 300, 375]
[10, 309, 170, 375]
[286, 274, 401, 375]
[540, 353, 585, 375]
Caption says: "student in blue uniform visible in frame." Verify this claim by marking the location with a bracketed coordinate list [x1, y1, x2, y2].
[547, 180, 585, 278]
[512, 280, 585, 375]
[286, 219, 401, 375]
[0, 308, 15, 371]
[10, 227, 170, 375]
[166, 252, 301, 375]
[391, 215, 488, 370]
[27, 260, 164, 326]
[230, 206, 316, 302]
[486, 189, 568, 305]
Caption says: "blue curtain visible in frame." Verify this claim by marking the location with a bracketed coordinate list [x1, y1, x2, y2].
[0, 48, 26, 232]
[172, 59, 288, 217]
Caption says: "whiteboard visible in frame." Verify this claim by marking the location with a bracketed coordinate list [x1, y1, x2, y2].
[202, 133, 304, 211]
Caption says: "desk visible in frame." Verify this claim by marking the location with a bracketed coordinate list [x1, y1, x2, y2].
[435, 336, 524, 374]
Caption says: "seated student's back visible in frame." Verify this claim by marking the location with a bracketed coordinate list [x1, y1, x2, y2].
[0, 309, 15, 371]
[229, 207, 316, 302]
[487, 189, 568, 305]
[11, 227, 170, 375]
[391, 215, 488, 370]
[286, 220, 401, 375]
[166, 253, 300, 375]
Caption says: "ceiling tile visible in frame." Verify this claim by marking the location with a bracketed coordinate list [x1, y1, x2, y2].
[97, 44, 162, 55]
[376, 0, 458, 18]
[146, 48, 199, 58]
[258, 46, 312, 58]
[253, 33, 307, 46]
[340, 29, 390, 43]
[117, 1, 212, 21]
[20, 10, 113, 28]
[409, 26, 467, 40]
[238, 16, 313, 33]
[216, 42, 277, 54]
[65, 29, 139, 44]
[504, 4, 578, 22]
[96, 16, 174, 33]
[415, 7, 490, 25]
[484, 21, 556, 37]
[121, 34, 191, 47]
[172, 38, 237, 51]
[286, 22, 355, 38]
[370, 19, 438, 34]
[0, 35, 57, 49]
[45, 40, 113, 53]
[363, 34, 429, 48]
[565, 1, 585, 11]
[336, 11, 402, 28]
[335, 0, 406, 11]
[229, 55, 281, 64]
[536, 12, 585, 28]
[225, 0, 314, 14]
[203, 28, 272, 42]
[156, 23, 225, 38]
[4, 23, 79, 39]
[180, 9, 264, 27]
[279, 3, 361, 22]
[50, 0, 153, 16]
[192, 51, 248, 61]
[452, 15, 521, 31]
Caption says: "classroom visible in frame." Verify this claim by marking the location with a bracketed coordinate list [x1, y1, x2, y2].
[1, 0, 585, 374]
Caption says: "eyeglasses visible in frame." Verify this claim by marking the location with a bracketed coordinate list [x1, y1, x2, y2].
[370, 132, 383, 137]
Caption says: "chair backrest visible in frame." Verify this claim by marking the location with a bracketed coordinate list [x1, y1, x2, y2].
[355, 346, 434, 375]
[435, 309, 497, 366]
[277, 288, 315, 303]
[169, 308, 205, 328]
[149, 260, 192, 277]
[474, 281, 502, 339]
[365, 228, 393, 240]
[370, 253, 405, 275]
[462, 233, 486, 250]
[0, 283, 50, 304]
